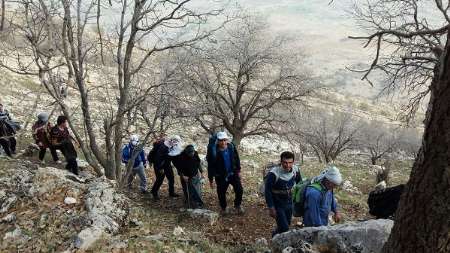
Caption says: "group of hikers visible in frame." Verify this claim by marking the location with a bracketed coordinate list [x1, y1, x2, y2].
[1, 104, 345, 237]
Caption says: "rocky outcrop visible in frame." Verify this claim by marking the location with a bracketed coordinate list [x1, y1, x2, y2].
[186, 208, 219, 226]
[272, 219, 394, 253]
[74, 177, 129, 250]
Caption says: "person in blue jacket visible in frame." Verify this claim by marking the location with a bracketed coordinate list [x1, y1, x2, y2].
[303, 165, 343, 227]
[122, 134, 148, 193]
[265, 151, 302, 237]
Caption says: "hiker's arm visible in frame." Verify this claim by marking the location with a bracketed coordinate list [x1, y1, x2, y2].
[264, 173, 276, 209]
[331, 193, 341, 222]
[304, 189, 323, 226]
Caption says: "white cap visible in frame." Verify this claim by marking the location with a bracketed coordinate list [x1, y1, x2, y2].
[216, 131, 229, 140]
[130, 134, 139, 146]
[324, 166, 343, 185]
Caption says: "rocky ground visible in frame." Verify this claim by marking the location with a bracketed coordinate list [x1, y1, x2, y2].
[0, 138, 412, 252]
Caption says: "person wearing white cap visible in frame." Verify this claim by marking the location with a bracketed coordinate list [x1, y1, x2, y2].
[122, 134, 148, 193]
[303, 165, 343, 227]
[206, 131, 244, 215]
[32, 112, 59, 164]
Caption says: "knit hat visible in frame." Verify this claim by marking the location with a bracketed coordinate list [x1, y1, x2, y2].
[312, 165, 343, 185]
[324, 166, 343, 185]
[37, 112, 49, 122]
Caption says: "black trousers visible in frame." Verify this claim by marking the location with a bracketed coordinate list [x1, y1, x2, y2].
[0, 137, 16, 157]
[215, 174, 243, 210]
[54, 141, 78, 175]
[151, 166, 175, 196]
[39, 146, 59, 161]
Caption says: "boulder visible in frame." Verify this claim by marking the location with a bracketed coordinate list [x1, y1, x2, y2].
[29, 167, 85, 198]
[186, 208, 219, 225]
[272, 219, 394, 253]
[74, 227, 104, 250]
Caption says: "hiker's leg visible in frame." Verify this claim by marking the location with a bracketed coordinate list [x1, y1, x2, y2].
[285, 201, 293, 228]
[151, 167, 164, 196]
[275, 206, 289, 235]
[180, 177, 189, 204]
[66, 158, 78, 175]
[0, 139, 12, 157]
[188, 180, 203, 207]
[135, 163, 147, 192]
[230, 175, 243, 208]
[215, 177, 229, 210]
[38, 147, 46, 161]
[9, 137, 16, 153]
[164, 166, 175, 195]
[49, 146, 59, 161]
[127, 168, 137, 189]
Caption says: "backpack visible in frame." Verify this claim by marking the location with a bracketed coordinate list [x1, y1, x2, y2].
[292, 180, 323, 217]
[368, 184, 404, 219]
[147, 141, 163, 165]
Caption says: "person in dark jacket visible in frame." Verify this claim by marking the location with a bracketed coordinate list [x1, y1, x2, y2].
[50, 115, 79, 175]
[150, 135, 181, 200]
[207, 131, 244, 214]
[171, 144, 204, 208]
[265, 151, 301, 237]
[32, 112, 59, 164]
[122, 134, 148, 193]
[0, 103, 17, 157]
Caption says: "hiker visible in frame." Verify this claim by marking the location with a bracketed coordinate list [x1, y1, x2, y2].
[303, 166, 342, 227]
[206, 131, 244, 215]
[368, 184, 404, 219]
[171, 144, 205, 208]
[50, 115, 79, 175]
[0, 103, 18, 157]
[150, 135, 180, 200]
[122, 134, 148, 193]
[265, 151, 301, 236]
[32, 112, 59, 164]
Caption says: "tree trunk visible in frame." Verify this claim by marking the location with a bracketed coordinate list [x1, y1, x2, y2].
[1, 0, 5, 31]
[371, 156, 378, 165]
[232, 132, 243, 148]
[382, 34, 450, 253]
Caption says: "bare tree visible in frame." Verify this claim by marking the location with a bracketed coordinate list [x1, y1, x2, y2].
[176, 16, 313, 147]
[396, 127, 422, 158]
[290, 108, 361, 163]
[359, 120, 399, 165]
[350, 0, 450, 251]
[0, 0, 224, 181]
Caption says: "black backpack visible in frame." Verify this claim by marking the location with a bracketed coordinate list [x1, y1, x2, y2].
[368, 184, 405, 219]
[147, 141, 163, 165]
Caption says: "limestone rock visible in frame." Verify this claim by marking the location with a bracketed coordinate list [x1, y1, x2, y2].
[74, 227, 104, 250]
[342, 180, 362, 195]
[1, 212, 16, 223]
[186, 208, 219, 226]
[64, 197, 77, 205]
[3, 227, 30, 245]
[173, 226, 185, 236]
[272, 219, 394, 253]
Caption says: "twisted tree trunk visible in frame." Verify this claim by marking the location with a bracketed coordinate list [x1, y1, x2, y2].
[382, 32, 450, 253]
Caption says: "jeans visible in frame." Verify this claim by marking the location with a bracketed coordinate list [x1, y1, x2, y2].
[128, 162, 147, 191]
[272, 197, 293, 237]
[215, 174, 243, 210]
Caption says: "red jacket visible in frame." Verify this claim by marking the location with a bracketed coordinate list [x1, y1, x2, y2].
[32, 121, 52, 148]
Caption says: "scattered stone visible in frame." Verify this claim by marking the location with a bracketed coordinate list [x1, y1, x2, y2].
[64, 197, 77, 205]
[0, 195, 17, 214]
[1, 212, 16, 223]
[255, 237, 268, 247]
[342, 180, 362, 195]
[272, 219, 394, 253]
[129, 218, 143, 227]
[173, 226, 185, 236]
[145, 233, 165, 241]
[3, 227, 30, 245]
[74, 227, 104, 250]
[282, 247, 295, 253]
[186, 208, 219, 225]
[175, 248, 185, 253]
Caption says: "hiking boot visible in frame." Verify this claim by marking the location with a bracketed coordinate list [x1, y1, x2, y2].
[235, 206, 245, 215]
[141, 189, 148, 194]
[220, 207, 231, 216]
[151, 191, 160, 201]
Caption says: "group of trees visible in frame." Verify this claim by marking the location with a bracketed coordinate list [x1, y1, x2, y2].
[286, 108, 422, 165]
[0, 0, 448, 250]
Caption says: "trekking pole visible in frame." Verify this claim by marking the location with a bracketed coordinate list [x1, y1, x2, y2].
[186, 178, 191, 209]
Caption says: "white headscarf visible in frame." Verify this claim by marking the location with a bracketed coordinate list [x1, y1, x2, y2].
[165, 135, 183, 156]
[312, 165, 343, 185]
